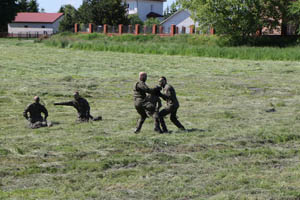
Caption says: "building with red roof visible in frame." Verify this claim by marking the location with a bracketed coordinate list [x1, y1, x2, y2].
[8, 12, 64, 36]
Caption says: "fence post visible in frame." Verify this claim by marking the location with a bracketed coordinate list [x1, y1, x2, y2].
[128, 25, 132, 33]
[135, 24, 140, 35]
[170, 24, 176, 36]
[210, 27, 215, 35]
[182, 26, 186, 34]
[104, 24, 107, 34]
[189, 26, 194, 34]
[89, 23, 93, 33]
[74, 23, 79, 33]
[159, 26, 164, 34]
[152, 24, 157, 34]
[176, 27, 179, 34]
[256, 29, 262, 36]
[119, 24, 123, 35]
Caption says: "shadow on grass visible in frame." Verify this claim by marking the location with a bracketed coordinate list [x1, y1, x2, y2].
[172, 128, 207, 134]
[49, 121, 60, 126]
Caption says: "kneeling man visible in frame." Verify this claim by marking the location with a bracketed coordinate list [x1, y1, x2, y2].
[23, 96, 49, 128]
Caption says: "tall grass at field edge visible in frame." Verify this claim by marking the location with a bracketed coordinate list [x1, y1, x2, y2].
[42, 34, 300, 61]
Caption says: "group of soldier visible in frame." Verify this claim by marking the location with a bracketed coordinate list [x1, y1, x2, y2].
[133, 72, 185, 133]
[23, 92, 101, 129]
[23, 72, 185, 133]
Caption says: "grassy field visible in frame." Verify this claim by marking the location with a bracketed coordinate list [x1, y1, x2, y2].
[1, 38, 300, 199]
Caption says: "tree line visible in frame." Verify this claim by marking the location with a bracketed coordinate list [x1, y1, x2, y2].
[179, 0, 300, 44]
[0, 0, 164, 33]
[58, 0, 162, 32]
[2, 0, 300, 45]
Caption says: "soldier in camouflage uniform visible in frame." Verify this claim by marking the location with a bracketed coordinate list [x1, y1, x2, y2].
[23, 96, 49, 129]
[133, 72, 162, 133]
[158, 76, 185, 133]
[145, 85, 163, 133]
[54, 92, 101, 122]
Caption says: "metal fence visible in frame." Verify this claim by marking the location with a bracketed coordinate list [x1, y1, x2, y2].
[1, 32, 51, 38]
[123, 25, 135, 34]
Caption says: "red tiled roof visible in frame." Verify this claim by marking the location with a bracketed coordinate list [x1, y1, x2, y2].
[13, 12, 64, 23]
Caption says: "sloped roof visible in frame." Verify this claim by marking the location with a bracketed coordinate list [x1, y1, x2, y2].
[13, 12, 64, 23]
[160, 9, 190, 25]
[147, 12, 163, 18]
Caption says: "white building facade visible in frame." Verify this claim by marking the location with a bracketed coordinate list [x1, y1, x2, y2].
[8, 13, 64, 35]
[160, 9, 199, 34]
[124, 0, 165, 22]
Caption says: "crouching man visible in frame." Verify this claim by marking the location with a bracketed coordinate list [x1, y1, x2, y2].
[54, 92, 102, 122]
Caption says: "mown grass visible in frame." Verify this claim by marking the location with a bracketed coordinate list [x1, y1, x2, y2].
[42, 33, 300, 61]
[1, 38, 300, 199]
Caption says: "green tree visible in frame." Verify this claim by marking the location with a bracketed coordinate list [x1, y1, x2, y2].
[288, 0, 300, 34]
[144, 18, 160, 27]
[78, 0, 128, 25]
[164, 1, 180, 19]
[128, 14, 143, 25]
[58, 5, 79, 32]
[17, 0, 39, 12]
[0, 0, 18, 32]
[27, 0, 39, 12]
[77, 0, 92, 24]
[179, 0, 296, 41]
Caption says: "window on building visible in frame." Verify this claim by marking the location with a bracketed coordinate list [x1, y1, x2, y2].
[150, 5, 154, 11]
[129, 3, 134, 10]
[41, 26, 45, 28]
[24, 25, 28, 28]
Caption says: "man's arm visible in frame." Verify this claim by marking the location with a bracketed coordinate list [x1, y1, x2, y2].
[41, 105, 48, 121]
[23, 105, 30, 120]
[159, 90, 170, 101]
[138, 82, 154, 94]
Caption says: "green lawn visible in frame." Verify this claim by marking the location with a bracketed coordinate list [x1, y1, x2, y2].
[1, 39, 300, 199]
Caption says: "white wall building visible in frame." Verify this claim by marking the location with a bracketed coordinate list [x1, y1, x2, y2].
[124, 0, 165, 22]
[8, 13, 64, 36]
[160, 9, 199, 33]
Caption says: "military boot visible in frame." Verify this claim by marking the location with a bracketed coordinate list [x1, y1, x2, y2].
[170, 115, 185, 130]
[134, 118, 145, 134]
[154, 118, 163, 134]
[159, 117, 169, 133]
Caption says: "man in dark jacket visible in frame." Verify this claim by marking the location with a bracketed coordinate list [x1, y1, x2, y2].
[23, 96, 49, 128]
[133, 72, 162, 133]
[158, 76, 185, 133]
[54, 92, 101, 122]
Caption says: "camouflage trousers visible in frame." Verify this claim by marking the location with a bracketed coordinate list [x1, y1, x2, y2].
[28, 121, 49, 129]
